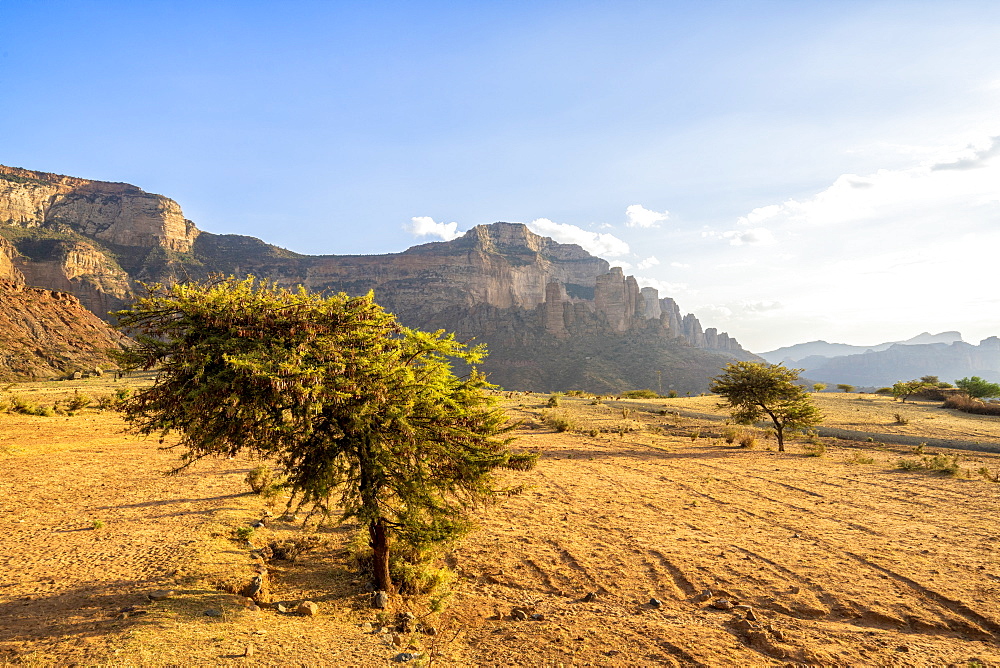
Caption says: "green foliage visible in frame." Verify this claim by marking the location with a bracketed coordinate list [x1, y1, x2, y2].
[6, 394, 53, 416]
[245, 465, 283, 497]
[112, 276, 536, 592]
[955, 376, 1000, 399]
[812, 383, 827, 393]
[621, 389, 659, 399]
[710, 362, 822, 452]
[667, 390, 678, 398]
[836, 384, 854, 393]
[66, 391, 92, 412]
[875, 387, 893, 395]
[891, 380, 931, 402]
[235, 526, 255, 541]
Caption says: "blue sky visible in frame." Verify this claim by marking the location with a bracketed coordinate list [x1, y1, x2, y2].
[3, 1, 1000, 351]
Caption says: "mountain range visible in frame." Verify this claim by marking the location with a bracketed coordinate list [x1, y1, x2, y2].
[762, 332, 1000, 387]
[0, 164, 756, 390]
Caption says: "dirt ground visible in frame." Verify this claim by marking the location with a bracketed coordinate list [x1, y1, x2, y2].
[2, 381, 1000, 666]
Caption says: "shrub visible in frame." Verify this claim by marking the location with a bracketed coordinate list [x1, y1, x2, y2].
[688, 430, 701, 441]
[246, 466, 277, 494]
[547, 394, 561, 407]
[738, 432, 757, 449]
[896, 454, 961, 475]
[812, 383, 827, 393]
[845, 452, 875, 465]
[943, 394, 1000, 416]
[622, 389, 659, 399]
[803, 442, 826, 457]
[66, 391, 92, 412]
[875, 387, 892, 395]
[893, 412, 909, 425]
[667, 390, 678, 398]
[543, 412, 574, 432]
[721, 426, 739, 444]
[977, 466, 999, 482]
[235, 526, 255, 542]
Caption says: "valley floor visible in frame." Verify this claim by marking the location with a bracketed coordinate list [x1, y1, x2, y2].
[1, 383, 999, 666]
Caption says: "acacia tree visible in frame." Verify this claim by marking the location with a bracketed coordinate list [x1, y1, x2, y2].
[710, 362, 822, 452]
[955, 376, 1000, 399]
[113, 277, 536, 593]
[891, 379, 931, 403]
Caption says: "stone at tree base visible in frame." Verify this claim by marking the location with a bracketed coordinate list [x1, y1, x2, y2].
[372, 591, 389, 609]
[296, 601, 319, 616]
[203, 609, 223, 617]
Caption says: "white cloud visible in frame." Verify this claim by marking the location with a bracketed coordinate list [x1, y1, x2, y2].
[722, 227, 775, 246]
[404, 216, 461, 241]
[526, 218, 630, 257]
[634, 277, 690, 297]
[636, 255, 659, 270]
[625, 204, 669, 228]
[670, 261, 690, 268]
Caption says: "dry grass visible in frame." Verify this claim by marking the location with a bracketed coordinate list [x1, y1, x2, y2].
[2, 386, 1000, 665]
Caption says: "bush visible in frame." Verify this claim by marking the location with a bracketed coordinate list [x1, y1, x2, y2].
[738, 432, 757, 449]
[246, 466, 280, 495]
[721, 426, 740, 444]
[547, 394, 561, 408]
[803, 442, 826, 457]
[893, 412, 909, 425]
[897, 454, 961, 475]
[845, 452, 875, 465]
[66, 391, 92, 412]
[543, 412, 574, 432]
[622, 389, 659, 399]
[667, 390, 678, 398]
[943, 394, 1000, 416]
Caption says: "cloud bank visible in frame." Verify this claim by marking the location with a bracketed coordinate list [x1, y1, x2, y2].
[404, 216, 462, 241]
[526, 218, 630, 257]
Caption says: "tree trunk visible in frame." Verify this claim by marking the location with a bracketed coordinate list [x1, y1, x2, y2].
[775, 425, 785, 452]
[370, 518, 392, 592]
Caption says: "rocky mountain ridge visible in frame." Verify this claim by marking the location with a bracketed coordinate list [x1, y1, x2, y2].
[0, 236, 126, 379]
[1, 164, 754, 391]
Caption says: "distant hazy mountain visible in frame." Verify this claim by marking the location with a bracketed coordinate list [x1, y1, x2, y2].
[760, 331, 964, 365]
[803, 338, 1000, 387]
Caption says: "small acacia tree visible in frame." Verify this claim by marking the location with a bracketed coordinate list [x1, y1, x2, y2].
[891, 379, 931, 403]
[113, 277, 536, 593]
[710, 362, 822, 452]
[836, 383, 854, 393]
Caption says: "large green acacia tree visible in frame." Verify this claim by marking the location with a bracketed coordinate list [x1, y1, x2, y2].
[710, 361, 822, 452]
[114, 277, 535, 592]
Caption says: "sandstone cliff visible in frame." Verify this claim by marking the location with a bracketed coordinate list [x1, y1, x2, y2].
[1, 165, 755, 392]
[1, 165, 198, 252]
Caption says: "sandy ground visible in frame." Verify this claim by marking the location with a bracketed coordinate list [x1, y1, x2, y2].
[2, 384, 1000, 666]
